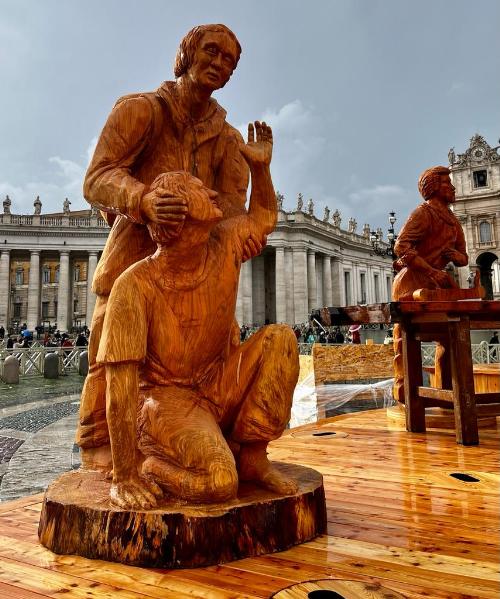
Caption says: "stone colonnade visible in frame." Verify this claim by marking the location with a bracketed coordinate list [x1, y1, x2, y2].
[236, 246, 341, 326]
[0, 249, 100, 331]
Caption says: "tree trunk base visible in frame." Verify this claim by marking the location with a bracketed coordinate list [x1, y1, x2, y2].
[38, 462, 326, 568]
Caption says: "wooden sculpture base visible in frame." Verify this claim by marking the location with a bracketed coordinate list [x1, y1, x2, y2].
[38, 462, 326, 568]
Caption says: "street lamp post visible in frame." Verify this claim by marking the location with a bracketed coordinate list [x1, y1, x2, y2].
[370, 211, 398, 274]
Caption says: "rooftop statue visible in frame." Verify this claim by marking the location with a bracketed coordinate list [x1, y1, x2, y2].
[307, 197, 314, 215]
[3, 195, 11, 215]
[323, 206, 330, 222]
[63, 198, 71, 214]
[332, 209, 341, 227]
[33, 195, 42, 215]
[296, 192, 303, 211]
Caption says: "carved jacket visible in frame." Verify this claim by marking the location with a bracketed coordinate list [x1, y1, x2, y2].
[84, 81, 249, 296]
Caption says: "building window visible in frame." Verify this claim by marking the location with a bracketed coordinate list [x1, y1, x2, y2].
[360, 272, 367, 304]
[473, 170, 488, 188]
[55, 267, 59, 283]
[479, 221, 492, 243]
[42, 267, 50, 283]
[15, 269, 23, 285]
[374, 273, 380, 303]
[54, 301, 58, 315]
[42, 301, 49, 319]
[73, 266, 80, 282]
[13, 303, 21, 318]
[74, 299, 79, 313]
[344, 271, 351, 306]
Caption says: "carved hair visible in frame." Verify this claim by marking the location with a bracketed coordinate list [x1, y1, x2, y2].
[174, 24, 241, 79]
[418, 166, 450, 201]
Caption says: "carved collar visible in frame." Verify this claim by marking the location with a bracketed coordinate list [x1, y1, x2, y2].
[156, 81, 227, 143]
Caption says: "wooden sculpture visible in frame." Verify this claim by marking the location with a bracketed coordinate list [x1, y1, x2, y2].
[392, 166, 482, 401]
[39, 24, 326, 568]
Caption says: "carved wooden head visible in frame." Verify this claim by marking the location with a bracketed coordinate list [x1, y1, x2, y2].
[174, 24, 241, 88]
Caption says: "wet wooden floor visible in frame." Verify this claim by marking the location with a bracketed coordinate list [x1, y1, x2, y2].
[0, 409, 498, 598]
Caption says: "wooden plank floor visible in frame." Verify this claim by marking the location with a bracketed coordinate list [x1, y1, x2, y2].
[0, 409, 498, 598]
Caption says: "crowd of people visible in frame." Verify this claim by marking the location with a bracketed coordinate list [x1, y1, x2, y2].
[0, 323, 89, 351]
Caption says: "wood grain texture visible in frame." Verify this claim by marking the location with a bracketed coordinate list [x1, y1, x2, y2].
[38, 464, 326, 568]
[1, 409, 499, 597]
[312, 344, 393, 383]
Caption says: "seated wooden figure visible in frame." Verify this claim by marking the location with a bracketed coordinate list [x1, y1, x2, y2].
[392, 165, 481, 402]
[96, 123, 300, 509]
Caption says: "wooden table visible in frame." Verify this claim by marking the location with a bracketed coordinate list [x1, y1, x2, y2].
[313, 300, 500, 445]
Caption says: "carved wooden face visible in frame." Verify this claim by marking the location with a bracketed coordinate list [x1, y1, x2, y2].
[439, 173, 456, 204]
[187, 31, 238, 92]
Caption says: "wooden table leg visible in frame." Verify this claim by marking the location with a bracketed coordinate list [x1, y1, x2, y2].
[402, 323, 425, 433]
[449, 317, 479, 446]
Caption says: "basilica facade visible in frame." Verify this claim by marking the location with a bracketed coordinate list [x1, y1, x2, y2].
[0, 196, 393, 332]
[450, 134, 500, 299]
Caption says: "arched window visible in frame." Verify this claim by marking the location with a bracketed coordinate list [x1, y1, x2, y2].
[479, 221, 492, 243]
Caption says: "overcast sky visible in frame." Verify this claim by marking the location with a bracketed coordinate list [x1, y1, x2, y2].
[1, 0, 499, 236]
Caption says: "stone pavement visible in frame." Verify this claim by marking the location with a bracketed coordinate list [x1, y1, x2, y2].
[0, 375, 84, 501]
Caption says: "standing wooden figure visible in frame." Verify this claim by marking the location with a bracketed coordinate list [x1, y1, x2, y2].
[39, 24, 326, 569]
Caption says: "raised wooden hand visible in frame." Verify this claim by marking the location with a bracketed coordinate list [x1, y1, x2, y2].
[239, 121, 273, 167]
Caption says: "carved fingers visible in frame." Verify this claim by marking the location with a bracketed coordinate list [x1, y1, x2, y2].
[140, 189, 188, 225]
[242, 233, 267, 262]
[240, 121, 273, 166]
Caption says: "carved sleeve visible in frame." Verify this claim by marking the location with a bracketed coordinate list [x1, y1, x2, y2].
[96, 272, 149, 365]
[83, 97, 154, 223]
[214, 127, 249, 218]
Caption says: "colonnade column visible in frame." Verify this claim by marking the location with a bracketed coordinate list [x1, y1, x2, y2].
[307, 250, 317, 312]
[57, 250, 70, 331]
[235, 271, 244, 323]
[0, 250, 10, 329]
[241, 259, 253, 325]
[285, 249, 295, 324]
[275, 247, 286, 323]
[86, 251, 99, 326]
[330, 257, 342, 305]
[322, 255, 332, 307]
[293, 247, 308, 324]
[26, 250, 41, 330]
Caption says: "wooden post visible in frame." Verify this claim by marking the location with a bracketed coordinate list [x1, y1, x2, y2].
[402, 320, 425, 433]
[448, 317, 479, 445]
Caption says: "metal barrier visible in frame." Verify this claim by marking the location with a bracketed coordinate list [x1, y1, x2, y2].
[0, 343, 497, 379]
[0, 347, 87, 379]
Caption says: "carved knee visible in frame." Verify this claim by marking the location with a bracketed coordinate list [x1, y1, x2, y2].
[206, 458, 238, 502]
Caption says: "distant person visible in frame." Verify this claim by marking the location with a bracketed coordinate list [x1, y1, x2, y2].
[0, 325, 4, 340]
[348, 324, 361, 344]
[75, 333, 88, 348]
[384, 329, 394, 345]
[6, 336, 14, 349]
[489, 332, 499, 345]
[334, 328, 344, 344]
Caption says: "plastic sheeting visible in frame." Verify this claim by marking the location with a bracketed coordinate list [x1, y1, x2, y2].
[290, 373, 396, 428]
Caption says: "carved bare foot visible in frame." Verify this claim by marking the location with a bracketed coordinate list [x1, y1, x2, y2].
[238, 442, 298, 495]
[110, 475, 159, 510]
